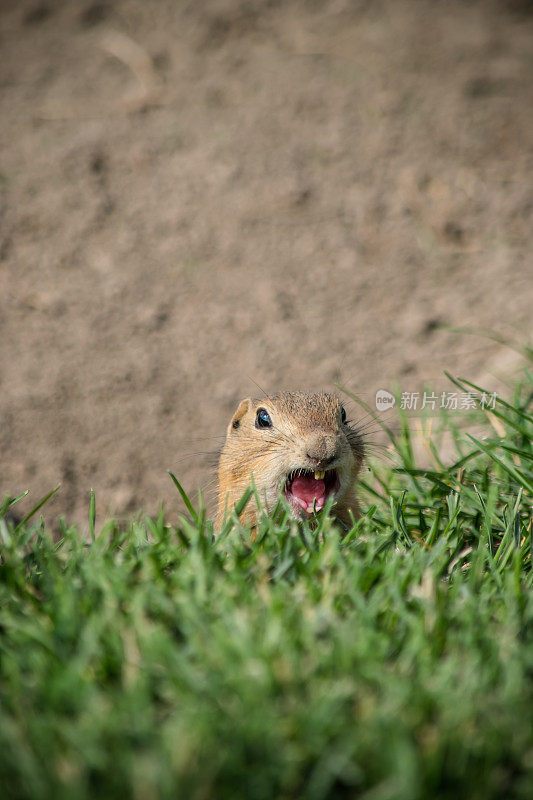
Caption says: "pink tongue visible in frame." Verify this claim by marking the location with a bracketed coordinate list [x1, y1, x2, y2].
[291, 475, 326, 511]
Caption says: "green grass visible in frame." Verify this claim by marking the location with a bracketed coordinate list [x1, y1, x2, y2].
[1, 368, 532, 800]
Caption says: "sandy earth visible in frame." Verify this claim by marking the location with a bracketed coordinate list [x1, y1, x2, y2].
[0, 0, 531, 528]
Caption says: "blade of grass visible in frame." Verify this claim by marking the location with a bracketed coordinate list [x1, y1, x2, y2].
[14, 485, 61, 532]
[89, 488, 96, 542]
[0, 490, 30, 517]
[466, 435, 533, 495]
[168, 470, 198, 523]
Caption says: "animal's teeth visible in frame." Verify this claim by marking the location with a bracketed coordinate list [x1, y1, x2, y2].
[314, 470, 325, 480]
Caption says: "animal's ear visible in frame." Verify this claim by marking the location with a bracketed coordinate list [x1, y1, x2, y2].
[228, 398, 251, 434]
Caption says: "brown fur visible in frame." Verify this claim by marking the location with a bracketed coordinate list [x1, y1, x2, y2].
[216, 392, 364, 531]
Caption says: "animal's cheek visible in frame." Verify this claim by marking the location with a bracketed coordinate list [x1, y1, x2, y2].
[339, 438, 355, 462]
[230, 465, 246, 480]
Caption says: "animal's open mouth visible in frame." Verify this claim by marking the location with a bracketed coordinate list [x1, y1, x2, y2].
[283, 468, 340, 517]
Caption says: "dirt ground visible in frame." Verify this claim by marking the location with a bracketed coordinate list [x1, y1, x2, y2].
[1, 0, 532, 528]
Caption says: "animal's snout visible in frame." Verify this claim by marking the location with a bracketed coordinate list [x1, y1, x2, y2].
[305, 433, 339, 469]
[306, 453, 336, 468]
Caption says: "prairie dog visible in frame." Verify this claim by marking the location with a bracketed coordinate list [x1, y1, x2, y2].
[217, 391, 364, 530]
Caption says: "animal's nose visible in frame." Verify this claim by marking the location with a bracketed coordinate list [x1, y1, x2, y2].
[306, 453, 336, 468]
[305, 433, 339, 468]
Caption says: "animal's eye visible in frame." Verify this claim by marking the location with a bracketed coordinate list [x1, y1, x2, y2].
[341, 406, 347, 424]
[255, 408, 272, 429]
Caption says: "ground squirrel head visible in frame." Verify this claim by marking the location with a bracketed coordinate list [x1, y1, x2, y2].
[217, 391, 364, 529]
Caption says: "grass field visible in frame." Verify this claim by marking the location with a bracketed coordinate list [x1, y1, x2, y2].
[1, 368, 532, 800]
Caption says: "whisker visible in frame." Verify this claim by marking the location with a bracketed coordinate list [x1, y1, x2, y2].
[247, 377, 270, 396]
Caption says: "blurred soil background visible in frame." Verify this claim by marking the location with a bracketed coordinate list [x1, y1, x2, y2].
[0, 0, 532, 527]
